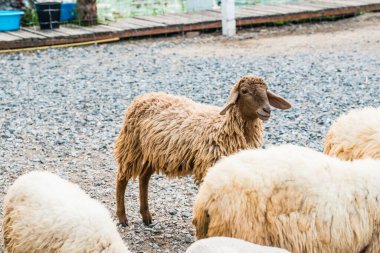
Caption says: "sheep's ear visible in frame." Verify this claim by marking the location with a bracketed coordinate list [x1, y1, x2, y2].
[267, 90, 292, 110]
[220, 87, 239, 115]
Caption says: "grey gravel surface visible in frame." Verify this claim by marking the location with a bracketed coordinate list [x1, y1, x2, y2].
[1, 13, 380, 253]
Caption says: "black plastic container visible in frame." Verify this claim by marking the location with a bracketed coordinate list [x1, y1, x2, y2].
[35, 2, 61, 30]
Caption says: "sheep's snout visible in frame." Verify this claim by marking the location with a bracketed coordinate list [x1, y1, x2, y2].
[257, 106, 271, 121]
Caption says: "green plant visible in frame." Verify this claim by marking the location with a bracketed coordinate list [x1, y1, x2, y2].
[355, 11, 367, 16]
[275, 20, 287, 25]
[21, 7, 38, 26]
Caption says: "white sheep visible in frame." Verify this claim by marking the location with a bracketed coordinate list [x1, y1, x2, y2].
[3, 171, 129, 253]
[193, 145, 380, 253]
[186, 237, 291, 253]
[324, 107, 380, 160]
[115, 75, 291, 225]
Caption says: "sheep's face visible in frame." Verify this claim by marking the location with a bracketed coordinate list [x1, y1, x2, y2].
[220, 76, 291, 121]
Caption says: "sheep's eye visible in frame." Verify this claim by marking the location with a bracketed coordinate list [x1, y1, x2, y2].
[241, 88, 249, 94]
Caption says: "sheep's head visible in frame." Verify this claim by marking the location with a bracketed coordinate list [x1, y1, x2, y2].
[220, 76, 291, 121]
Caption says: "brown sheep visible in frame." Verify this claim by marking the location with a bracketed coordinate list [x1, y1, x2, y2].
[114, 75, 291, 225]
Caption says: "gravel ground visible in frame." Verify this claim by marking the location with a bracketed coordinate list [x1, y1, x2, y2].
[1, 13, 380, 253]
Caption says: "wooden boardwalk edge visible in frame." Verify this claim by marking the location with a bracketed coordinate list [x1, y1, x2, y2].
[0, 2, 379, 51]
[237, 3, 380, 25]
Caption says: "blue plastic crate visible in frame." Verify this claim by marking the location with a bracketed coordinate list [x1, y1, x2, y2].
[60, 2, 76, 21]
[0, 10, 24, 31]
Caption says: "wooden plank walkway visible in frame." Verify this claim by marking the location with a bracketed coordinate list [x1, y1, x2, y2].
[0, 0, 379, 50]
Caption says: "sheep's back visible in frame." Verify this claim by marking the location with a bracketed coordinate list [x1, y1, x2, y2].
[194, 145, 380, 253]
[117, 92, 228, 178]
[324, 107, 380, 160]
[186, 237, 290, 253]
[3, 171, 127, 253]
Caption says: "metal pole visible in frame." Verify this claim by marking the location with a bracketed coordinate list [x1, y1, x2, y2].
[221, 0, 236, 36]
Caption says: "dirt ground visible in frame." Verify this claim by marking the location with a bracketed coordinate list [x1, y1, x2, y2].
[160, 12, 380, 57]
[0, 12, 379, 253]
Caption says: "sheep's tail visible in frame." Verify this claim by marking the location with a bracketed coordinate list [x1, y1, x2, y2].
[323, 131, 334, 155]
[114, 116, 143, 181]
[2, 209, 12, 249]
[193, 206, 210, 240]
[323, 131, 349, 160]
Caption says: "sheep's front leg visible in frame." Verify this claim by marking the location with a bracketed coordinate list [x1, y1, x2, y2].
[139, 167, 154, 225]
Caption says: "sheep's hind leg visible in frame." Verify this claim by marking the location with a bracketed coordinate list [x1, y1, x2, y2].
[116, 170, 130, 227]
[139, 166, 154, 225]
[362, 233, 380, 253]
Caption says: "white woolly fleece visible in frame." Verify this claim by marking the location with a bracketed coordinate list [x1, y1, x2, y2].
[3, 171, 129, 253]
[186, 237, 290, 253]
[193, 145, 380, 253]
[324, 107, 380, 160]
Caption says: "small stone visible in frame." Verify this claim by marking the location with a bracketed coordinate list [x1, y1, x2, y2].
[181, 211, 191, 218]
[184, 234, 193, 243]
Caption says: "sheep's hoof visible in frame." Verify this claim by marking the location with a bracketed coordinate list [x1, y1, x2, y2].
[142, 212, 152, 226]
[117, 215, 128, 227]
[119, 221, 128, 227]
[143, 218, 152, 226]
